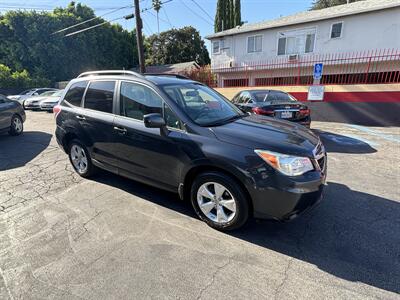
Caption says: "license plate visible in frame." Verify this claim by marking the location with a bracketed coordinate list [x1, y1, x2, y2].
[280, 111, 292, 119]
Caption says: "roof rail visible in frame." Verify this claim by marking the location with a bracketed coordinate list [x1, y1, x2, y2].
[144, 73, 190, 80]
[77, 70, 145, 78]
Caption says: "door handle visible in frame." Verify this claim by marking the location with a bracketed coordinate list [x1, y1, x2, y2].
[76, 115, 86, 120]
[113, 126, 127, 134]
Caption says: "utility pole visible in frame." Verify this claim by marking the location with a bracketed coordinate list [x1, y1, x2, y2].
[134, 0, 146, 73]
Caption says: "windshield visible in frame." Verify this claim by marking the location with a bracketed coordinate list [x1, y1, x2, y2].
[161, 83, 244, 126]
[41, 91, 58, 96]
[19, 89, 35, 95]
[52, 90, 63, 97]
[263, 91, 297, 103]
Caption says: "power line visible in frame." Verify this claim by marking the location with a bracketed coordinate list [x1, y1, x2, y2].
[145, 9, 170, 26]
[64, 16, 124, 37]
[188, 0, 213, 22]
[52, 4, 133, 35]
[178, 0, 213, 26]
[162, 6, 173, 28]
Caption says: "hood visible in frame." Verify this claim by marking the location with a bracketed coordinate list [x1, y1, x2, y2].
[210, 114, 320, 157]
[25, 96, 47, 102]
[8, 95, 20, 100]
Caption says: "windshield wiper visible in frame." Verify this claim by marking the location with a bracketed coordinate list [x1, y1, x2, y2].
[204, 114, 246, 127]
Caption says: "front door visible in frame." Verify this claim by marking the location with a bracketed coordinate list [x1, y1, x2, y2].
[112, 81, 186, 189]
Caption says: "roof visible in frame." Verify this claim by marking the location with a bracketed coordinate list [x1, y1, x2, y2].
[132, 61, 200, 74]
[206, 0, 400, 39]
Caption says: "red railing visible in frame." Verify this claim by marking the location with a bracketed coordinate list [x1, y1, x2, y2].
[185, 49, 400, 88]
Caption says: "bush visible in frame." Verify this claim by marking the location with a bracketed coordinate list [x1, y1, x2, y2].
[0, 64, 50, 88]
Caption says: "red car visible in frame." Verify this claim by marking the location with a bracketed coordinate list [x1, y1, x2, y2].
[232, 90, 311, 128]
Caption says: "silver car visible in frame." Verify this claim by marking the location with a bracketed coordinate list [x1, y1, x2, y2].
[0, 94, 26, 136]
[8, 88, 58, 106]
[39, 90, 64, 112]
[24, 90, 61, 110]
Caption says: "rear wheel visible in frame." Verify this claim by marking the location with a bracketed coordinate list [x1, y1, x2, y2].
[191, 172, 249, 231]
[68, 140, 97, 177]
[8, 115, 23, 136]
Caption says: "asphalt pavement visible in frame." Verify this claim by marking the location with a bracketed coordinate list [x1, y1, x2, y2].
[0, 111, 399, 299]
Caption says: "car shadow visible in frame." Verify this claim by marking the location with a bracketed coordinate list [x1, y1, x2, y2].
[313, 129, 377, 154]
[92, 173, 400, 294]
[0, 131, 52, 170]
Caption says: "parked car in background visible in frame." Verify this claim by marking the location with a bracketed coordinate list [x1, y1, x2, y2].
[0, 94, 26, 136]
[55, 70, 326, 231]
[24, 90, 61, 110]
[232, 90, 311, 128]
[40, 90, 64, 112]
[8, 88, 58, 106]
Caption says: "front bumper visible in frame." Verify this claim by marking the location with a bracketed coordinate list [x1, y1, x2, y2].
[248, 158, 326, 221]
[40, 103, 56, 111]
[24, 103, 41, 110]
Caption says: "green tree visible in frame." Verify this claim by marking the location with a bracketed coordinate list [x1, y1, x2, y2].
[145, 26, 210, 66]
[0, 2, 138, 84]
[214, 0, 241, 32]
[234, 0, 241, 26]
[214, 0, 225, 32]
[311, 0, 363, 10]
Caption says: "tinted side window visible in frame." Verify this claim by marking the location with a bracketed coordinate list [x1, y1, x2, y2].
[63, 81, 88, 107]
[164, 103, 182, 129]
[120, 82, 162, 121]
[84, 81, 115, 113]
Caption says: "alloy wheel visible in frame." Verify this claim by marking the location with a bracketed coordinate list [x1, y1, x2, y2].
[70, 144, 88, 174]
[197, 182, 237, 224]
[13, 117, 23, 133]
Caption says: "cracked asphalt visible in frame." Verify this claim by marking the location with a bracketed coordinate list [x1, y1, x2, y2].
[0, 111, 399, 299]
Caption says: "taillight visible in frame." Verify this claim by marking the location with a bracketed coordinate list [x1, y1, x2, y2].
[299, 108, 310, 116]
[252, 107, 274, 115]
[53, 104, 61, 118]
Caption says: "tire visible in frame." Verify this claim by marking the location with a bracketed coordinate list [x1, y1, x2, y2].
[191, 172, 249, 231]
[8, 115, 23, 136]
[68, 139, 97, 178]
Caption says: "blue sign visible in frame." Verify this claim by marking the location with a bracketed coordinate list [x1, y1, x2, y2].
[313, 63, 323, 80]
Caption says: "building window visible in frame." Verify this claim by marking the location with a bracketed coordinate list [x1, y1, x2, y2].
[212, 41, 220, 54]
[277, 28, 316, 55]
[247, 35, 263, 53]
[331, 22, 343, 39]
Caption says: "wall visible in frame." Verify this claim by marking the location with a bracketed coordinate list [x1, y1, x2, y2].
[210, 8, 400, 68]
[215, 84, 400, 126]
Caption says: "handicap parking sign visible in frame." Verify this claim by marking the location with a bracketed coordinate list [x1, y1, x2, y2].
[313, 63, 323, 80]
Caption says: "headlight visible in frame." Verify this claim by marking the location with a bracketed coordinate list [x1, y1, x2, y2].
[254, 150, 314, 176]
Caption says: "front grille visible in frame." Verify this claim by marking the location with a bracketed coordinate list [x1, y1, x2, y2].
[317, 157, 325, 170]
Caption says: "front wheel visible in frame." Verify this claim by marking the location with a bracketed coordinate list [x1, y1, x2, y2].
[191, 172, 249, 231]
[68, 140, 97, 178]
[8, 115, 23, 136]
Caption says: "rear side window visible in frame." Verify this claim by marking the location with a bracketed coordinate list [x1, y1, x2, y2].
[63, 81, 88, 107]
[84, 81, 115, 113]
[120, 81, 162, 120]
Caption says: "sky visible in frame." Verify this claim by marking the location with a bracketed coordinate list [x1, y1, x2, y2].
[0, 0, 313, 46]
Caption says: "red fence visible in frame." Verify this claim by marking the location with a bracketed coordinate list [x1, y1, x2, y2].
[186, 49, 400, 88]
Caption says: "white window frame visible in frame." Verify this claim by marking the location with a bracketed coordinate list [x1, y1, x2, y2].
[212, 41, 220, 54]
[330, 21, 344, 39]
[276, 27, 317, 56]
[247, 34, 263, 53]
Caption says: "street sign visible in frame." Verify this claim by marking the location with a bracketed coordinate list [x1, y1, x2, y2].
[313, 63, 323, 80]
[308, 85, 325, 101]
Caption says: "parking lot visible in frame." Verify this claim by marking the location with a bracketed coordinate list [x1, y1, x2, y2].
[0, 111, 399, 299]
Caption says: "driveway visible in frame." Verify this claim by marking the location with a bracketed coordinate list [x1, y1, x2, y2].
[0, 111, 399, 299]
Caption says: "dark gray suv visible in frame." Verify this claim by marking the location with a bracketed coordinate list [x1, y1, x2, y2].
[55, 71, 326, 231]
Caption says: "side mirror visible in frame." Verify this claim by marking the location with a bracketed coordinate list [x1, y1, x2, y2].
[143, 113, 166, 128]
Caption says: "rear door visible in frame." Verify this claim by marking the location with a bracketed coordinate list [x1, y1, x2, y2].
[78, 80, 118, 168]
[112, 80, 186, 189]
